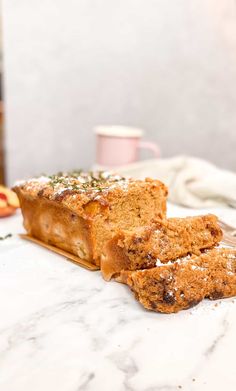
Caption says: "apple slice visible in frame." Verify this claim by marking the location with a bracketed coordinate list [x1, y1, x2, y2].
[0, 185, 20, 217]
[0, 185, 20, 208]
[0, 205, 16, 217]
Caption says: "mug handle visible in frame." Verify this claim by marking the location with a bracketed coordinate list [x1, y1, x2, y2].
[138, 140, 161, 158]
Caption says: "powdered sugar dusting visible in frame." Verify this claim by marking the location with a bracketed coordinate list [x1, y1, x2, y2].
[14, 170, 131, 197]
[14, 175, 50, 187]
[191, 265, 206, 271]
[155, 254, 192, 267]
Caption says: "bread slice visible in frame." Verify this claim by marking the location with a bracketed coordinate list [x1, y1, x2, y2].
[102, 215, 222, 280]
[14, 171, 167, 266]
[117, 248, 236, 313]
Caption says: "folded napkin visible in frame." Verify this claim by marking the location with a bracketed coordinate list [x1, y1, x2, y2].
[117, 156, 236, 208]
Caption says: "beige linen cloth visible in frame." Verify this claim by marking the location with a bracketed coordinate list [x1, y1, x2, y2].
[117, 156, 236, 208]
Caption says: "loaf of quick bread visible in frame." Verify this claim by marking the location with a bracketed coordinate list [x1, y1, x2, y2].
[14, 171, 168, 266]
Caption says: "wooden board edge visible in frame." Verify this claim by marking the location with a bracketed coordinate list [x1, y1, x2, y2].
[19, 234, 100, 271]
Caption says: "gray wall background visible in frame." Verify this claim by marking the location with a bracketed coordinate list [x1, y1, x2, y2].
[2, 0, 236, 184]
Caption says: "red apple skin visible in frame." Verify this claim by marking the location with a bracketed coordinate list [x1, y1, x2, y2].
[0, 192, 8, 202]
[0, 205, 17, 217]
[0, 186, 20, 208]
[0, 186, 20, 217]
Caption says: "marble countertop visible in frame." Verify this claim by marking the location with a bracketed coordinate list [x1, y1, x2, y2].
[1, 205, 236, 391]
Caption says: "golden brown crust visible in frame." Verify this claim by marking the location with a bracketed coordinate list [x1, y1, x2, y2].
[16, 193, 94, 261]
[13, 172, 167, 218]
[14, 171, 168, 265]
[117, 248, 236, 313]
[102, 215, 222, 280]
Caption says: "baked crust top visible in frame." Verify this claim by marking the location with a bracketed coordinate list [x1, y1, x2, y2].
[13, 170, 168, 216]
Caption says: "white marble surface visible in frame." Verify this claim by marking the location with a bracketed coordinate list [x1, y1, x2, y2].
[1, 204, 236, 391]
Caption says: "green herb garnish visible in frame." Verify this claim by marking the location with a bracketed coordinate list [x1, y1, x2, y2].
[46, 170, 126, 192]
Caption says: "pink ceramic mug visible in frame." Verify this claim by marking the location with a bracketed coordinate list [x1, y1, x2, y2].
[95, 126, 160, 167]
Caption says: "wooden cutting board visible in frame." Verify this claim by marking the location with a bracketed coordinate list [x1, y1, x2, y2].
[19, 234, 99, 271]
